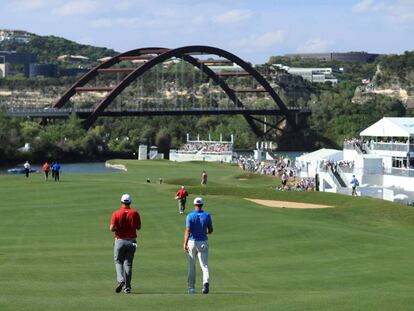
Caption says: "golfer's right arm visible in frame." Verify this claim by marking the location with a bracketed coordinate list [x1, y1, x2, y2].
[183, 228, 190, 252]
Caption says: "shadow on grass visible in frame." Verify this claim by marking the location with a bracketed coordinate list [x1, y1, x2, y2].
[127, 291, 260, 295]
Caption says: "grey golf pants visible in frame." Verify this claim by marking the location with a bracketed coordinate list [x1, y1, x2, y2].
[187, 240, 209, 291]
[114, 238, 137, 289]
[178, 198, 186, 213]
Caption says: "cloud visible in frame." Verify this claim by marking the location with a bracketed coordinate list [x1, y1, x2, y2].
[352, 0, 390, 13]
[254, 31, 285, 49]
[114, 1, 134, 10]
[352, 0, 376, 13]
[212, 9, 253, 24]
[52, 0, 99, 16]
[387, 0, 414, 25]
[191, 16, 207, 26]
[352, 0, 414, 26]
[90, 18, 113, 28]
[231, 30, 285, 52]
[153, 8, 176, 18]
[7, 0, 53, 11]
[90, 17, 142, 29]
[297, 38, 330, 53]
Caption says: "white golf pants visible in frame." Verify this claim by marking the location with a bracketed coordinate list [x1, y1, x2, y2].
[187, 240, 209, 290]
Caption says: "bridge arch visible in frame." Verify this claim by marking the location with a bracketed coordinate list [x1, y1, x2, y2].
[53, 45, 296, 135]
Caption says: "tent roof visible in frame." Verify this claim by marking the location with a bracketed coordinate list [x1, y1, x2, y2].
[296, 148, 342, 162]
[360, 117, 414, 137]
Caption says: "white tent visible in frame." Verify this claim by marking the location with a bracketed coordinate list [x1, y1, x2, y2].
[296, 148, 343, 163]
[360, 117, 414, 138]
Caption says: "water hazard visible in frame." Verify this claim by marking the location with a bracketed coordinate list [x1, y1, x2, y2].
[1, 162, 122, 174]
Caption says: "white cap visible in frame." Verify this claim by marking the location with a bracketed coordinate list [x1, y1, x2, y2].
[121, 194, 132, 204]
[181, 185, 185, 189]
[193, 197, 204, 205]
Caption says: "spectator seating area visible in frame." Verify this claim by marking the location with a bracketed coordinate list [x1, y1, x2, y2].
[178, 142, 233, 154]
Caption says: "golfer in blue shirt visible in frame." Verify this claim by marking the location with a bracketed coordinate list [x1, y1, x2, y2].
[183, 197, 213, 294]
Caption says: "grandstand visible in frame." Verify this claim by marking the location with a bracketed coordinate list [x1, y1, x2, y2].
[170, 134, 234, 162]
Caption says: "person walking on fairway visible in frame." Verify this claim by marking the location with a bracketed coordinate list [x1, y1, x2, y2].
[175, 185, 189, 214]
[110, 194, 141, 294]
[351, 175, 359, 196]
[42, 162, 50, 181]
[183, 197, 213, 294]
[23, 161, 31, 178]
[201, 171, 208, 185]
[52, 162, 61, 181]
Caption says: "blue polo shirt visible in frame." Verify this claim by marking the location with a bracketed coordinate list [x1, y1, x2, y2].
[186, 210, 212, 241]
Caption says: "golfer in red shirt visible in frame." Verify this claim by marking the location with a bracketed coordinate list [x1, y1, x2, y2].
[110, 194, 141, 294]
[175, 185, 189, 214]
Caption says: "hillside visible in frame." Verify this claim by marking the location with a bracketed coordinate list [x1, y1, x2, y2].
[0, 29, 117, 63]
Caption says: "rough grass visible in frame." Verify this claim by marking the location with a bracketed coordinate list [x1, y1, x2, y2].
[0, 160, 414, 311]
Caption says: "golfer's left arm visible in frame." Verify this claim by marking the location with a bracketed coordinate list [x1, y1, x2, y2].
[207, 215, 213, 234]
[136, 212, 141, 231]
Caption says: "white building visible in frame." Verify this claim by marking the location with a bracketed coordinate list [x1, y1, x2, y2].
[170, 134, 234, 163]
[297, 117, 414, 204]
[274, 64, 340, 84]
[0, 56, 7, 78]
[57, 55, 90, 62]
[209, 64, 241, 73]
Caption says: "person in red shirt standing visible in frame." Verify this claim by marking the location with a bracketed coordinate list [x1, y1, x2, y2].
[175, 185, 189, 215]
[110, 194, 141, 294]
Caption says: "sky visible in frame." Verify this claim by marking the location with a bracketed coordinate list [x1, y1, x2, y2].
[1, 0, 413, 63]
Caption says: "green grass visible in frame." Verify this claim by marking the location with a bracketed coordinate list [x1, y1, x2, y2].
[1, 160, 414, 310]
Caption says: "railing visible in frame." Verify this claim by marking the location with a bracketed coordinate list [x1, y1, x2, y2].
[336, 166, 414, 177]
[371, 142, 409, 152]
[343, 142, 367, 154]
[383, 168, 414, 177]
[336, 165, 349, 186]
[7, 106, 313, 118]
[338, 166, 354, 174]
[198, 151, 233, 155]
[344, 141, 413, 153]
[325, 168, 342, 188]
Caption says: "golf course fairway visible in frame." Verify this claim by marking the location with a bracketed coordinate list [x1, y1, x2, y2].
[0, 160, 413, 311]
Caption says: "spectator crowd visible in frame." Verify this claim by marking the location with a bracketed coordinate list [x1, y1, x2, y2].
[179, 142, 233, 154]
[237, 155, 316, 191]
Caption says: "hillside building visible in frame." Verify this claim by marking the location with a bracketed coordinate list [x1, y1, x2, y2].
[57, 55, 90, 63]
[0, 30, 31, 44]
[285, 51, 379, 63]
[0, 56, 7, 78]
[29, 63, 58, 78]
[0, 51, 38, 77]
[59, 67, 90, 76]
[274, 64, 341, 84]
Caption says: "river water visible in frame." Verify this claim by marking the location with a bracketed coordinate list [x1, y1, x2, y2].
[1, 162, 121, 174]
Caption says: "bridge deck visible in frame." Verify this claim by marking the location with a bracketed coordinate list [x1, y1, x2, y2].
[7, 107, 311, 118]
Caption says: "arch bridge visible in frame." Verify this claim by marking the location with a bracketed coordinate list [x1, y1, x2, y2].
[12, 45, 311, 137]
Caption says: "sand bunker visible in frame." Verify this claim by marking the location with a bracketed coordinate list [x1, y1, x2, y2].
[237, 178, 248, 180]
[245, 198, 334, 209]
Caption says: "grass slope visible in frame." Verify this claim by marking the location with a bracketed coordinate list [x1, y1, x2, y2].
[0, 160, 414, 311]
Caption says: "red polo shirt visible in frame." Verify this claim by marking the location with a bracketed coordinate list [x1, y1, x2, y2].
[176, 189, 188, 199]
[111, 206, 141, 239]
